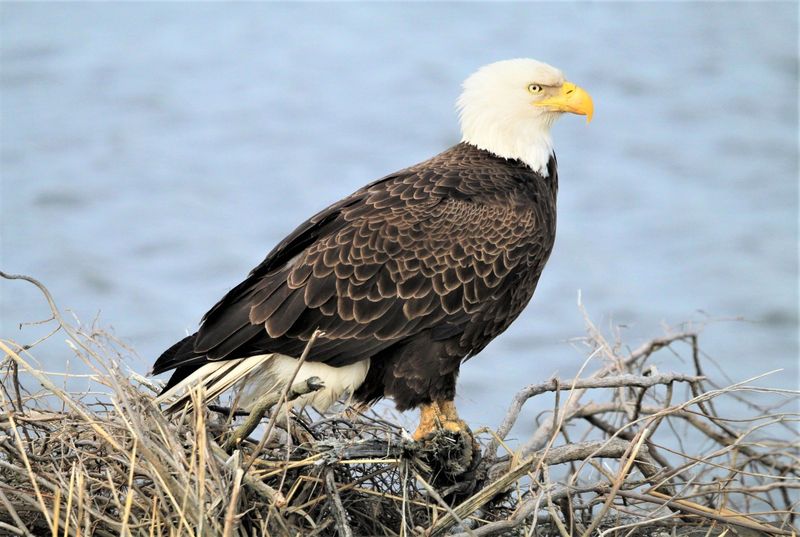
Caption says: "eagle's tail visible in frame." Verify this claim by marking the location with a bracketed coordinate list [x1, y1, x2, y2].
[154, 354, 280, 413]
[153, 349, 371, 414]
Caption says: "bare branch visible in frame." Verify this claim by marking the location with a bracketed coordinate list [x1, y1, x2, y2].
[223, 376, 324, 451]
[487, 372, 701, 460]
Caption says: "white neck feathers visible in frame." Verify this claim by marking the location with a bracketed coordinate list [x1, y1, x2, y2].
[460, 117, 556, 176]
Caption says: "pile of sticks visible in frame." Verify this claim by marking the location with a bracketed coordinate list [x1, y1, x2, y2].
[1, 272, 797, 536]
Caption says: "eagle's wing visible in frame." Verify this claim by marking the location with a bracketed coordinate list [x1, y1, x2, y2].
[153, 165, 539, 378]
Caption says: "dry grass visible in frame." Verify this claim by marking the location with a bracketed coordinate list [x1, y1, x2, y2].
[0, 272, 798, 536]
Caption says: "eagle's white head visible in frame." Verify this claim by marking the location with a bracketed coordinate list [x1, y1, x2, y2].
[457, 58, 593, 176]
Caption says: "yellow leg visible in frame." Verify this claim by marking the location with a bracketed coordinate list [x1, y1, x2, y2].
[412, 400, 470, 441]
[439, 400, 461, 422]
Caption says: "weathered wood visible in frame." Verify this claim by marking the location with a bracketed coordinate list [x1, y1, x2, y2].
[223, 376, 325, 451]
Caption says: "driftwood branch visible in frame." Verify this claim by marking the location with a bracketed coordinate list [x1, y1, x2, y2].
[324, 468, 353, 537]
[486, 372, 702, 460]
[612, 488, 795, 536]
[429, 437, 663, 536]
[223, 376, 325, 451]
[242, 329, 323, 471]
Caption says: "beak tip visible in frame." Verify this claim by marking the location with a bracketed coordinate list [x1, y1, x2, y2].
[581, 106, 593, 124]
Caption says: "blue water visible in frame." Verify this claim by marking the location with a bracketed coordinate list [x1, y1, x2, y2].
[1, 3, 797, 436]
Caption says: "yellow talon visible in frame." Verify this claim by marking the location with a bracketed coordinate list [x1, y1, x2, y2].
[441, 419, 467, 434]
[412, 400, 471, 441]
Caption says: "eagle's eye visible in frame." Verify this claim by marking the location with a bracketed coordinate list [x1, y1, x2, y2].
[527, 84, 543, 94]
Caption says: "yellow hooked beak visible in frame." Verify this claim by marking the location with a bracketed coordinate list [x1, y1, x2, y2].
[534, 81, 594, 123]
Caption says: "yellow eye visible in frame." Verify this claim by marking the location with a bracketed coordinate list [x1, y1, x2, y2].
[527, 84, 543, 94]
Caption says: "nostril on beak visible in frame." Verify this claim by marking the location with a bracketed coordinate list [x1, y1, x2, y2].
[565, 88, 574, 95]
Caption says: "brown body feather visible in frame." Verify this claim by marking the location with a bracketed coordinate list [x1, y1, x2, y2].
[153, 142, 558, 410]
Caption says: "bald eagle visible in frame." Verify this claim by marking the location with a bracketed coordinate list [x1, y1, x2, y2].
[152, 59, 592, 441]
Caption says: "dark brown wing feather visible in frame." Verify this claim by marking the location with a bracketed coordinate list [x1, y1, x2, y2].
[153, 143, 558, 387]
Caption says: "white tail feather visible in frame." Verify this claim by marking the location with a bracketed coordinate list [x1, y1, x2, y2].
[154, 354, 370, 414]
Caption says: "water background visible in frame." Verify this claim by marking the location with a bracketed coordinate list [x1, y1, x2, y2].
[2, 3, 798, 439]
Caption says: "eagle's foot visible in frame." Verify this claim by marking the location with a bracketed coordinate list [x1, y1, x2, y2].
[412, 400, 468, 440]
[412, 400, 481, 483]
